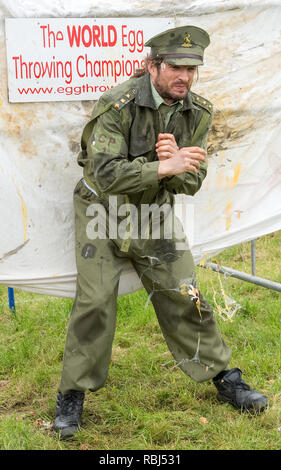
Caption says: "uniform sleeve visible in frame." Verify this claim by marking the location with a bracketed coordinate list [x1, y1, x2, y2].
[163, 112, 213, 196]
[86, 107, 160, 195]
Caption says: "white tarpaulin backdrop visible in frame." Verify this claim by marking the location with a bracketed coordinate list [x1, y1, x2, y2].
[1, 0, 281, 297]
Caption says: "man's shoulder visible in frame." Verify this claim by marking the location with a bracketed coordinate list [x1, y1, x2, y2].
[190, 91, 213, 114]
[91, 76, 140, 119]
[110, 79, 138, 112]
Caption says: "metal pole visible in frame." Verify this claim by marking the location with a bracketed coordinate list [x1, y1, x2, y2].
[251, 239, 256, 276]
[202, 263, 281, 293]
[8, 287, 16, 312]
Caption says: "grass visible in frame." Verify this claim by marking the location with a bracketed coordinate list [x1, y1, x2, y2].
[0, 231, 280, 450]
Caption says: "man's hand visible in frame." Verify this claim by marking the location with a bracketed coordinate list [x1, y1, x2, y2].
[158, 146, 207, 179]
[156, 133, 179, 161]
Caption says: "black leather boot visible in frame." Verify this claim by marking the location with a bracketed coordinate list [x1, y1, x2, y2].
[213, 368, 268, 413]
[54, 390, 85, 439]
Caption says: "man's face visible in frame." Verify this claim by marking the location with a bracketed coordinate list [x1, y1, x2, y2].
[148, 61, 197, 104]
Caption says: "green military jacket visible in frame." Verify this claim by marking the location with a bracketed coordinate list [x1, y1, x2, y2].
[78, 73, 213, 210]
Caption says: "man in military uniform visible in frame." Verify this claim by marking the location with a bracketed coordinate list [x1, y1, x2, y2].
[54, 25, 268, 439]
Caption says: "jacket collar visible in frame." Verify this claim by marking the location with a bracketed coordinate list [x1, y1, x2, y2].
[134, 73, 195, 112]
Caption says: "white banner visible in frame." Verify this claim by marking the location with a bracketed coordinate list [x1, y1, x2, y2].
[5, 17, 172, 102]
[1, 0, 281, 298]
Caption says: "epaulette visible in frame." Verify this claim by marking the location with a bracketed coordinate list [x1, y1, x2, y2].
[112, 89, 137, 111]
[191, 92, 213, 113]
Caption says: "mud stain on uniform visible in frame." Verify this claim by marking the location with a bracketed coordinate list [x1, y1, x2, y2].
[81, 243, 97, 259]
[153, 239, 180, 263]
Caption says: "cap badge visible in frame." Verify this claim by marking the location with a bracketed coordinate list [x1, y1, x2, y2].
[181, 33, 192, 48]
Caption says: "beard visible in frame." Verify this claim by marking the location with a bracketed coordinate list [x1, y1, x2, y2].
[154, 78, 190, 102]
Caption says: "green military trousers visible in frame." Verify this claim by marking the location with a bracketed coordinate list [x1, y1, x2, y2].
[59, 180, 231, 394]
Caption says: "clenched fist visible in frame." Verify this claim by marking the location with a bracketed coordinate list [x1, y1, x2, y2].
[156, 133, 179, 160]
[156, 133, 207, 179]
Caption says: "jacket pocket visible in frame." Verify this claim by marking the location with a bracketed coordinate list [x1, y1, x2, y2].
[128, 137, 154, 160]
